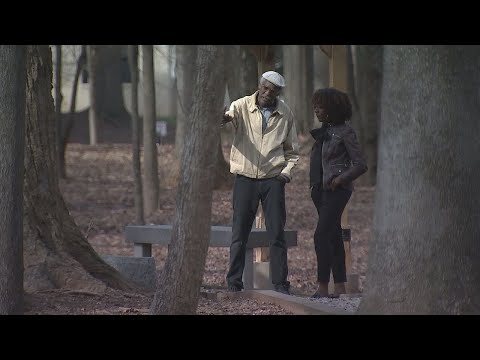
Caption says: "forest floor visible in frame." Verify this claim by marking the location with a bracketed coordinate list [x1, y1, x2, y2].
[24, 137, 374, 315]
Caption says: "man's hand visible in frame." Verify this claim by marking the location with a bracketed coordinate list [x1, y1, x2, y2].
[330, 176, 343, 190]
[221, 105, 234, 127]
[276, 174, 290, 184]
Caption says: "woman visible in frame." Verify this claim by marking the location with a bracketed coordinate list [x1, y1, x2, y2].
[309, 87, 367, 298]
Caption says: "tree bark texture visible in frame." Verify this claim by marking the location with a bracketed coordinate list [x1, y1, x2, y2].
[0, 45, 27, 314]
[358, 45, 480, 314]
[150, 45, 225, 314]
[23, 45, 133, 294]
[175, 45, 197, 159]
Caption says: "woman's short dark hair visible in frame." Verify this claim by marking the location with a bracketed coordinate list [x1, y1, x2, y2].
[312, 87, 352, 122]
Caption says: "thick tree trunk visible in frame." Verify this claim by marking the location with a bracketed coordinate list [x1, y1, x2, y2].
[150, 45, 225, 314]
[175, 45, 197, 159]
[142, 45, 159, 216]
[0, 45, 27, 314]
[358, 45, 480, 314]
[60, 45, 86, 178]
[225, 45, 260, 98]
[93, 45, 130, 125]
[23, 45, 134, 294]
[128, 45, 144, 225]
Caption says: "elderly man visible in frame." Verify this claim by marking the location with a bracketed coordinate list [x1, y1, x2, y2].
[221, 71, 299, 295]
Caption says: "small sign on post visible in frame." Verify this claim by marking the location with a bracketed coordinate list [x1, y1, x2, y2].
[155, 121, 168, 144]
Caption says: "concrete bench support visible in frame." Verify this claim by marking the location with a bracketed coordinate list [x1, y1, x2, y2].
[125, 225, 297, 290]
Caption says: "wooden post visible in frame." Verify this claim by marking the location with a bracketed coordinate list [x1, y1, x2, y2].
[243, 45, 276, 288]
[246, 45, 276, 264]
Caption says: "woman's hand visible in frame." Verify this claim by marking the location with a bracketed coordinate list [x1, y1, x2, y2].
[330, 177, 343, 190]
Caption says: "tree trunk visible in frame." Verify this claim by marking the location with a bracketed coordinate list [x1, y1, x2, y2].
[345, 45, 363, 161]
[60, 45, 86, 178]
[128, 45, 144, 225]
[23, 45, 134, 294]
[247, 45, 275, 75]
[54, 45, 63, 177]
[283, 45, 312, 135]
[357, 45, 480, 314]
[241, 47, 260, 95]
[314, 46, 330, 91]
[0, 45, 27, 314]
[213, 139, 233, 190]
[168, 45, 177, 122]
[222, 45, 257, 149]
[93, 45, 130, 125]
[225, 45, 243, 100]
[352, 45, 383, 186]
[87, 45, 98, 145]
[142, 45, 159, 216]
[175, 45, 197, 159]
[150, 45, 225, 314]
[225, 45, 259, 99]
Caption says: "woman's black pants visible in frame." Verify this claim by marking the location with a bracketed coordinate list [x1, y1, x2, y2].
[311, 186, 352, 284]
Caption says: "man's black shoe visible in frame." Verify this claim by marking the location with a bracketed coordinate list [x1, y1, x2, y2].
[227, 285, 242, 292]
[274, 285, 291, 295]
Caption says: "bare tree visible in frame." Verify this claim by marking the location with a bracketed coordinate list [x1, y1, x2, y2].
[142, 45, 159, 216]
[150, 45, 225, 314]
[54, 45, 63, 176]
[175, 45, 197, 159]
[23, 45, 133, 293]
[0, 45, 27, 314]
[358, 45, 480, 314]
[128, 45, 144, 225]
[59, 45, 86, 178]
[84, 45, 130, 126]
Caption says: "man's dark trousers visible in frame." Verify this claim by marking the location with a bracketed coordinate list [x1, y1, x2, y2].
[226, 174, 289, 289]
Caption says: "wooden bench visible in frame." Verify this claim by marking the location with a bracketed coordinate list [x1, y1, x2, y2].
[125, 224, 297, 290]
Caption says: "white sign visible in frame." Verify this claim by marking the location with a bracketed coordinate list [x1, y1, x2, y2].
[156, 121, 168, 137]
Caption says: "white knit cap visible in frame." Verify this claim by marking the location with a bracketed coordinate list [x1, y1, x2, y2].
[262, 71, 285, 88]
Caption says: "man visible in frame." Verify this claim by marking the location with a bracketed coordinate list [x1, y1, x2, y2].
[222, 71, 299, 295]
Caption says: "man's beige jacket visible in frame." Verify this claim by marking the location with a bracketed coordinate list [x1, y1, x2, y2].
[225, 91, 299, 181]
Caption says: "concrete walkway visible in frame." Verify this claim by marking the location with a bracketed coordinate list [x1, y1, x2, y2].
[215, 290, 355, 315]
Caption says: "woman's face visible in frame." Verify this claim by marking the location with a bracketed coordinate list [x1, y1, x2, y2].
[314, 104, 329, 123]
